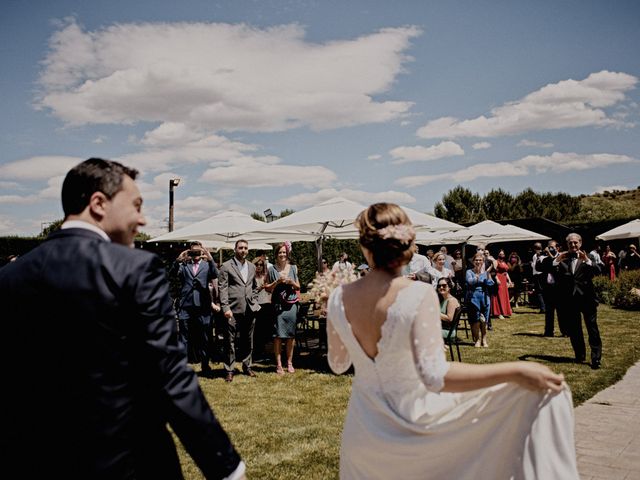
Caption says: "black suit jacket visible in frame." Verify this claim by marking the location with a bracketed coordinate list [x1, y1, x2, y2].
[554, 256, 599, 309]
[0, 228, 241, 479]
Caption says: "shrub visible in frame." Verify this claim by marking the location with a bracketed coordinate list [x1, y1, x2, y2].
[612, 269, 640, 310]
[593, 275, 615, 305]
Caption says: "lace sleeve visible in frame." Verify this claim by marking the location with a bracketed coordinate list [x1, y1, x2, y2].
[410, 285, 450, 392]
[326, 287, 352, 374]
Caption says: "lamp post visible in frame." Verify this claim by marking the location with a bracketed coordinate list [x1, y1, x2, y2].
[168, 178, 181, 232]
[263, 208, 275, 223]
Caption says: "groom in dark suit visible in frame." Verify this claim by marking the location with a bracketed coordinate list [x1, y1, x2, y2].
[554, 232, 602, 369]
[0, 158, 245, 479]
[219, 239, 260, 382]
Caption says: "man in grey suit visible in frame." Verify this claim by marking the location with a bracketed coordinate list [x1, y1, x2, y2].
[219, 239, 260, 382]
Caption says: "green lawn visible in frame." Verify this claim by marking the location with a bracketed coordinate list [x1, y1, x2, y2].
[177, 305, 640, 479]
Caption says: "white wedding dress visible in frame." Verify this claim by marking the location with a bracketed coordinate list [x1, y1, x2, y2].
[327, 281, 579, 480]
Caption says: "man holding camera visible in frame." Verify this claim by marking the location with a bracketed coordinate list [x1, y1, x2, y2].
[553, 233, 602, 369]
[536, 239, 568, 337]
[173, 241, 219, 372]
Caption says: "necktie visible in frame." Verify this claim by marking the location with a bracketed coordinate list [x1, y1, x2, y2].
[193, 261, 199, 275]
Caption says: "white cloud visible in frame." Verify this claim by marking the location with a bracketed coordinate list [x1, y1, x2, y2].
[200, 156, 336, 188]
[0, 155, 81, 180]
[38, 176, 65, 200]
[367, 154, 382, 161]
[417, 71, 638, 139]
[36, 19, 420, 132]
[117, 132, 259, 172]
[389, 141, 464, 164]
[395, 152, 636, 187]
[594, 185, 631, 194]
[0, 214, 19, 235]
[472, 142, 491, 150]
[0, 194, 39, 205]
[276, 188, 416, 207]
[93, 135, 106, 144]
[0, 181, 21, 189]
[517, 139, 554, 148]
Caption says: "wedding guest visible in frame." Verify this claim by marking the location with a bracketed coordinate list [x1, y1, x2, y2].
[437, 277, 460, 328]
[554, 233, 602, 369]
[326, 202, 578, 479]
[253, 257, 274, 362]
[428, 251, 454, 288]
[491, 249, 513, 320]
[332, 252, 353, 273]
[219, 239, 260, 382]
[537, 240, 568, 338]
[0, 158, 244, 479]
[439, 246, 455, 271]
[621, 244, 640, 270]
[465, 252, 493, 347]
[507, 251, 523, 306]
[602, 245, 617, 280]
[320, 257, 330, 274]
[267, 242, 300, 374]
[403, 243, 430, 279]
[531, 242, 546, 313]
[171, 241, 218, 372]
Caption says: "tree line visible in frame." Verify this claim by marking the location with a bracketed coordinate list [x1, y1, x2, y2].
[433, 186, 640, 224]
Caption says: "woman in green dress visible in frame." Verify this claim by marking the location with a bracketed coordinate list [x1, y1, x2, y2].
[266, 242, 300, 374]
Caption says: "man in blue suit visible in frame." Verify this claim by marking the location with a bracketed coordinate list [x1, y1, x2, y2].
[172, 241, 219, 372]
[0, 158, 245, 479]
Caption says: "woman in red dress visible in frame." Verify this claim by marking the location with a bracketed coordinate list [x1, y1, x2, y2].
[602, 245, 617, 281]
[491, 249, 513, 319]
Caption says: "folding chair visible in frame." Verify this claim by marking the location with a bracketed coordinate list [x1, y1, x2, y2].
[295, 303, 311, 350]
[442, 306, 463, 362]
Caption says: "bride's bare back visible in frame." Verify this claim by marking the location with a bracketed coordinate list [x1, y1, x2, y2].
[341, 272, 413, 360]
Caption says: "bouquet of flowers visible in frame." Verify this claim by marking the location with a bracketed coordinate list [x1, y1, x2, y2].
[307, 268, 359, 307]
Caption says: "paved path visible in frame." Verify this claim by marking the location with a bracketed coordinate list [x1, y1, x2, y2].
[575, 361, 640, 480]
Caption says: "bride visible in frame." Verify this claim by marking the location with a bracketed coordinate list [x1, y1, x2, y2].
[327, 203, 578, 479]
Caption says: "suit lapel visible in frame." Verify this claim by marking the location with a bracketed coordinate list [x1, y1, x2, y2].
[230, 259, 246, 284]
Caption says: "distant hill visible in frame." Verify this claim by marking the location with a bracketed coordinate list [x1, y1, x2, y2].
[572, 187, 640, 223]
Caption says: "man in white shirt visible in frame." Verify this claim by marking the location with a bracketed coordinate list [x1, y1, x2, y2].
[332, 252, 353, 273]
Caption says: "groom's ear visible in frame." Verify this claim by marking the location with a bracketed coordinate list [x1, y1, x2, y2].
[88, 191, 109, 221]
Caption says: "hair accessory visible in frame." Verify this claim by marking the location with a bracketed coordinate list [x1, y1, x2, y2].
[284, 240, 292, 254]
[377, 224, 415, 244]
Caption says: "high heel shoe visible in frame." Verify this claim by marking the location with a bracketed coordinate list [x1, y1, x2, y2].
[276, 365, 285, 375]
[482, 339, 489, 348]
[287, 362, 295, 373]
[474, 340, 481, 348]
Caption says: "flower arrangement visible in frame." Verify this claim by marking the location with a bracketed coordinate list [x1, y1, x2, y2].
[307, 268, 359, 306]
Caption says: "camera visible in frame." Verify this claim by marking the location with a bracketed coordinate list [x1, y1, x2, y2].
[187, 249, 201, 258]
[549, 247, 557, 256]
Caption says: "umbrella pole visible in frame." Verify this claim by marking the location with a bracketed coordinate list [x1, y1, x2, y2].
[316, 222, 329, 273]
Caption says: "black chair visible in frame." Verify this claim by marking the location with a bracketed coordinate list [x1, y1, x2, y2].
[442, 306, 463, 362]
[459, 304, 470, 338]
[295, 303, 311, 350]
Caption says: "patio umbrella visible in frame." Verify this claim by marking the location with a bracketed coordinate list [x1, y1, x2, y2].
[416, 220, 549, 246]
[148, 210, 287, 243]
[254, 197, 463, 271]
[596, 219, 640, 241]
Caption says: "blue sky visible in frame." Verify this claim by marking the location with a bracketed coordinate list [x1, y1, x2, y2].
[1, 0, 639, 236]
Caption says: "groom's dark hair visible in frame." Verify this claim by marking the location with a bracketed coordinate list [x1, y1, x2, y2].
[62, 158, 139, 216]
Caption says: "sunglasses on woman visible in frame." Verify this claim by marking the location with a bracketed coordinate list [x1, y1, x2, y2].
[437, 284, 448, 289]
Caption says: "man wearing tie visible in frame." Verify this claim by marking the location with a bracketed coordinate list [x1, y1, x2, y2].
[554, 233, 602, 369]
[173, 241, 219, 372]
[219, 239, 260, 382]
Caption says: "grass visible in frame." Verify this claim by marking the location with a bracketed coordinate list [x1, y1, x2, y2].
[176, 304, 640, 479]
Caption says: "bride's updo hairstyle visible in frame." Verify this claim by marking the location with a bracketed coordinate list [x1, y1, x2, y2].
[356, 203, 415, 271]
